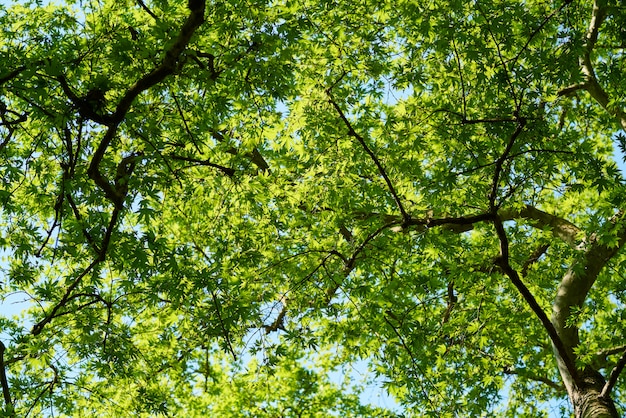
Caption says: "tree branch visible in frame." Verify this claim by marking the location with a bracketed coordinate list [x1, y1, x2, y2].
[326, 93, 410, 222]
[87, 2, 206, 206]
[167, 154, 235, 177]
[558, 0, 626, 131]
[501, 205, 582, 249]
[503, 366, 565, 392]
[493, 216, 579, 386]
[591, 344, 626, 369]
[489, 121, 526, 208]
[0, 341, 13, 413]
[600, 346, 626, 399]
[30, 258, 100, 336]
[551, 212, 626, 397]
[520, 243, 550, 277]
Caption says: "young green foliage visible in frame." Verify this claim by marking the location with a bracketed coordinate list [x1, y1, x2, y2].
[1, 0, 626, 416]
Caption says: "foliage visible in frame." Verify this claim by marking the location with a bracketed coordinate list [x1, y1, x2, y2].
[1, 0, 626, 416]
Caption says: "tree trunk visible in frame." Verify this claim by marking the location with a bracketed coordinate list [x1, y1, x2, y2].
[572, 368, 619, 418]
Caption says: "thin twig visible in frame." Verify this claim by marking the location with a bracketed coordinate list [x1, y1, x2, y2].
[451, 37, 467, 119]
[326, 93, 409, 221]
[167, 154, 235, 176]
[209, 289, 238, 361]
[512, 1, 573, 66]
[488, 121, 526, 208]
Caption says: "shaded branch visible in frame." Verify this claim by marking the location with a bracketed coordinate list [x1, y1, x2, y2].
[136, 0, 159, 21]
[441, 281, 457, 325]
[210, 129, 270, 172]
[209, 289, 237, 361]
[30, 258, 100, 336]
[65, 191, 101, 254]
[30, 206, 122, 336]
[520, 243, 550, 277]
[383, 313, 439, 407]
[512, 0, 574, 67]
[0, 65, 26, 85]
[489, 121, 526, 209]
[263, 300, 287, 333]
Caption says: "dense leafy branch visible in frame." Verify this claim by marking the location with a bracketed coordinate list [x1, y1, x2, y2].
[2, 0, 626, 416]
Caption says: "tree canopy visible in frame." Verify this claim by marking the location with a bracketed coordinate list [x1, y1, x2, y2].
[1, 0, 626, 416]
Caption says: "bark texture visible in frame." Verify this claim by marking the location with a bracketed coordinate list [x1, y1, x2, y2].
[573, 369, 618, 418]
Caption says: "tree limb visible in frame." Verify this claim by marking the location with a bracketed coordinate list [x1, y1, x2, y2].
[87, 2, 206, 206]
[591, 344, 626, 369]
[520, 243, 550, 277]
[558, 0, 626, 131]
[551, 212, 626, 398]
[493, 216, 579, 387]
[30, 258, 100, 336]
[501, 205, 582, 249]
[600, 346, 626, 399]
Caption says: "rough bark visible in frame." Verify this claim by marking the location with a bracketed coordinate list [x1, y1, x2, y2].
[573, 368, 619, 418]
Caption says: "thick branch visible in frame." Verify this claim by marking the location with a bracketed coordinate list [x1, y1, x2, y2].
[592, 344, 626, 369]
[398, 204, 581, 250]
[87, 3, 206, 205]
[551, 213, 626, 398]
[502, 205, 582, 248]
